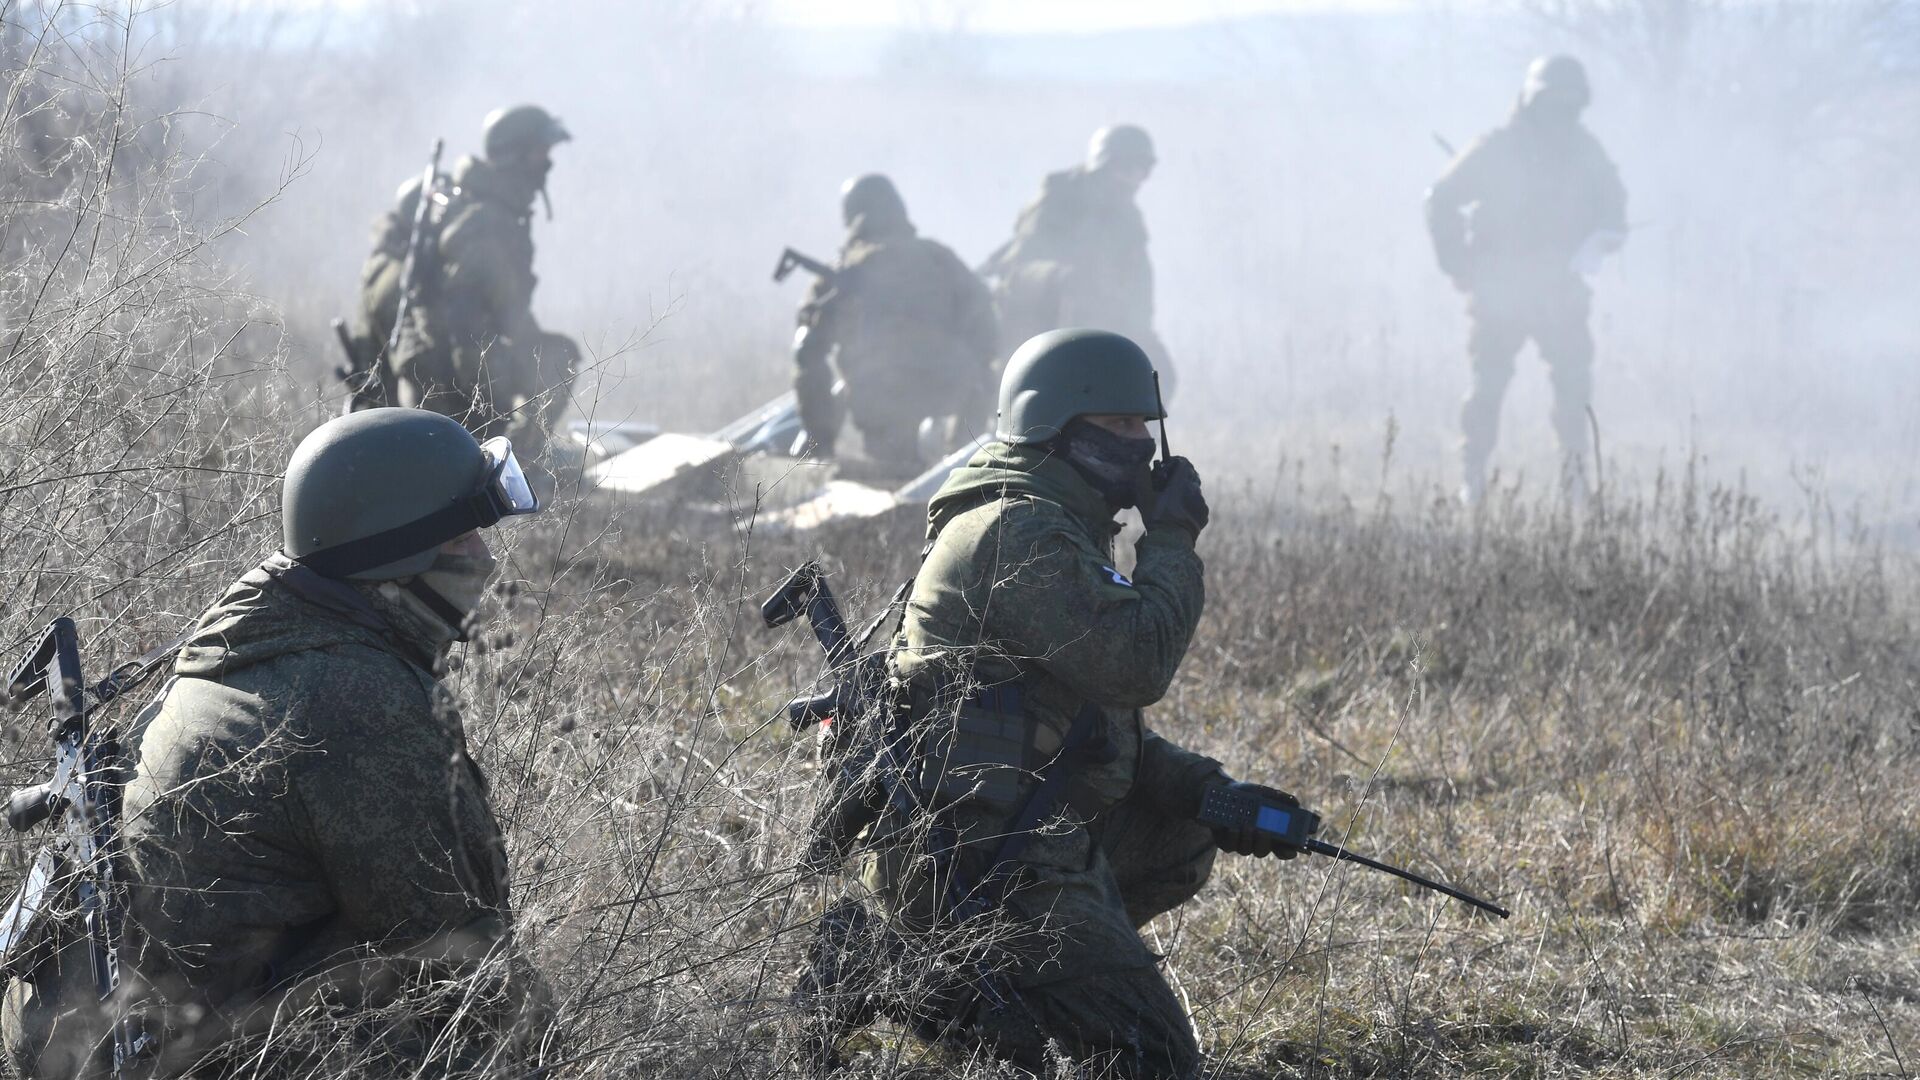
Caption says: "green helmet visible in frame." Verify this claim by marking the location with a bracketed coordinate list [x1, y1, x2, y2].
[840, 173, 908, 229]
[283, 408, 539, 580]
[482, 104, 571, 162]
[1521, 55, 1590, 114]
[996, 329, 1163, 445]
[1087, 124, 1156, 172]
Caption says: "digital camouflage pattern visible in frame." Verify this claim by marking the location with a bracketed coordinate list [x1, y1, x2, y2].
[863, 440, 1226, 1078]
[980, 166, 1175, 396]
[393, 154, 577, 461]
[794, 204, 998, 466]
[1, 554, 538, 1078]
[1426, 99, 1627, 492]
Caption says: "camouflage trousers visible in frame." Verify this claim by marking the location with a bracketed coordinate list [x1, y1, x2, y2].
[3, 931, 553, 1079]
[858, 788, 1219, 1079]
[396, 331, 579, 464]
[1461, 280, 1593, 497]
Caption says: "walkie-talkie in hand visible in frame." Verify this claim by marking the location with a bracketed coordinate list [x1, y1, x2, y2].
[1196, 784, 1511, 919]
[1198, 784, 1320, 849]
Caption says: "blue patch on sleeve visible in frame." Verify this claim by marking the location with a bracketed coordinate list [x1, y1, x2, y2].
[1101, 566, 1133, 587]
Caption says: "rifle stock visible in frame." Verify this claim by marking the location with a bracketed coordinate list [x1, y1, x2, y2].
[773, 247, 835, 285]
[3, 621, 180, 1073]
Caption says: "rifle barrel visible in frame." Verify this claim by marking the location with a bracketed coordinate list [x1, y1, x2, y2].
[1305, 838, 1510, 919]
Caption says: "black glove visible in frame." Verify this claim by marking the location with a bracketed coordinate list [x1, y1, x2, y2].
[1144, 456, 1209, 540]
[1206, 780, 1307, 859]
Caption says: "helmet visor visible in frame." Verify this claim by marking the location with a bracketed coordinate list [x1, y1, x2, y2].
[481, 437, 540, 517]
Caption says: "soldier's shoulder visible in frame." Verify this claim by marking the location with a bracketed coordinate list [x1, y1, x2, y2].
[931, 490, 1040, 540]
[1038, 167, 1085, 200]
[906, 235, 976, 274]
[439, 193, 525, 249]
[245, 641, 436, 733]
[1573, 123, 1618, 163]
[976, 491, 1089, 550]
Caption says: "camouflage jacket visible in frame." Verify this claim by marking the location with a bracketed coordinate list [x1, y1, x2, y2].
[120, 554, 511, 1041]
[354, 176, 420, 351]
[1427, 113, 1627, 286]
[889, 441, 1223, 844]
[984, 166, 1157, 340]
[399, 154, 544, 361]
[797, 212, 999, 415]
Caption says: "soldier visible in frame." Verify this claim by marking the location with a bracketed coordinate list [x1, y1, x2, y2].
[1426, 55, 1627, 504]
[342, 173, 430, 411]
[1, 409, 545, 1077]
[980, 125, 1177, 396]
[795, 330, 1302, 1078]
[393, 104, 579, 466]
[792, 173, 999, 471]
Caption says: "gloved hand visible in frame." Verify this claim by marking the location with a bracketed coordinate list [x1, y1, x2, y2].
[1144, 456, 1209, 540]
[1205, 779, 1307, 859]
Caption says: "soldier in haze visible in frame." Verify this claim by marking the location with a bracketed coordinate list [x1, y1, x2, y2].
[795, 330, 1303, 1078]
[980, 125, 1177, 395]
[1, 409, 546, 1077]
[792, 174, 999, 471]
[393, 104, 579, 466]
[344, 173, 428, 410]
[1426, 55, 1627, 504]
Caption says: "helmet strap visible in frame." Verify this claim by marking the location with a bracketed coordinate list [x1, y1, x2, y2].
[404, 578, 473, 643]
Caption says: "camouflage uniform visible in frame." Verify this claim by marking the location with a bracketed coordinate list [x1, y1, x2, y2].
[982, 167, 1174, 395]
[795, 208, 999, 467]
[1427, 80, 1627, 495]
[392, 154, 578, 461]
[347, 178, 419, 410]
[861, 440, 1225, 1078]
[1, 554, 537, 1078]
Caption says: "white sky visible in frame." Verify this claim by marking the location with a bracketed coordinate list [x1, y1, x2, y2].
[758, 0, 1408, 32]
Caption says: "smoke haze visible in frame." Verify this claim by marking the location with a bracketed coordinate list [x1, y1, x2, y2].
[161, 0, 1920, 528]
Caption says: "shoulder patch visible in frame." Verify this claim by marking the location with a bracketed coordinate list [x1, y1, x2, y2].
[1101, 565, 1133, 587]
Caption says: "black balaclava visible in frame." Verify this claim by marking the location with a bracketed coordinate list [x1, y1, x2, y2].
[1056, 417, 1156, 510]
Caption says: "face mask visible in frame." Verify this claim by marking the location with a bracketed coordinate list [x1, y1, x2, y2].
[407, 551, 499, 642]
[1059, 418, 1157, 510]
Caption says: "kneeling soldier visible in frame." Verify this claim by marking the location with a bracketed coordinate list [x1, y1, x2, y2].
[2, 408, 545, 1077]
[798, 329, 1299, 1079]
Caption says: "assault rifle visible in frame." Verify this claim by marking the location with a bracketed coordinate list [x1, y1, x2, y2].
[1, 619, 182, 1074]
[772, 247, 836, 286]
[377, 140, 445, 377]
[763, 563, 1028, 1019]
[762, 563, 855, 728]
[330, 317, 378, 414]
[1197, 785, 1511, 918]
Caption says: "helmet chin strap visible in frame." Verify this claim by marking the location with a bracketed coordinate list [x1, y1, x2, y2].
[539, 182, 553, 222]
[404, 578, 473, 643]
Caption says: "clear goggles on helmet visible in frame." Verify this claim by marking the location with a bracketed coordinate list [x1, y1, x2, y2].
[479, 437, 540, 519]
[297, 436, 540, 579]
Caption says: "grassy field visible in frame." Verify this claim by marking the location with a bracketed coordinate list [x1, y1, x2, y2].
[434, 461, 1916, 1078]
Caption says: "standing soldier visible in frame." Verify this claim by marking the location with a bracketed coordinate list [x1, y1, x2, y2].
[792, 174, 999, 472]
[1, 409, 547, 1076]
[393, 104, 579, 468]
[1426, 55, 1627, 504]
[794, 330, 1304, 1077]
[980, 125, 1177, 396]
